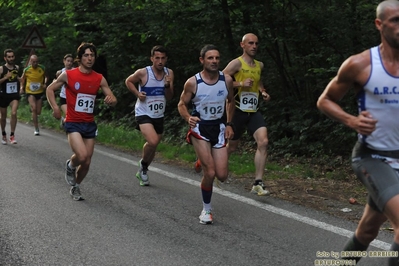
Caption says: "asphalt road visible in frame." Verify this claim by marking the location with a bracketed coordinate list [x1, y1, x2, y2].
[0, 121, 395, 265]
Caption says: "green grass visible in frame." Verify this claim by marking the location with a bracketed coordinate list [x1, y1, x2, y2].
[16, 100, 310, 180]
[96, 123, 145, 151]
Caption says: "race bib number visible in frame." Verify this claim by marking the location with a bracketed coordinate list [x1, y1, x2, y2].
[200, 101, 224, 120]
[75, 93, 96, 113]
[147, 96, 165, 118]
[30, 82, 41, 92]
[6, 82, 17, 94]
[239, 91, 258, 111]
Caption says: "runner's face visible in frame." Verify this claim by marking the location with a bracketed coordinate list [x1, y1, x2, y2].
[81, 49, 95, 68]
[64, 57, 74, 69]
[31, 58, 39, 68]
[201, 50, 220, 73]
[4, 52, 15, 65]
[151, 51, 167, 71]
[380, 6, 399, 49]
[241, 35, 259, 57]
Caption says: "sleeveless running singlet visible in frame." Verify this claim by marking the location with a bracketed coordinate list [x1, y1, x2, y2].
[65, 68, 102, 123]
[23, 64, 46, 94]
[359, 46, 399, 150]
[59, 67, 67, 99]
[0, 65, 20, 97]
[234, 57, 261, 112]
[191, 71, 228, 125]
[135, 66, 169, 118]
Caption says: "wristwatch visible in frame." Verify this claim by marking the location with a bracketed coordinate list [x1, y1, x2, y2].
[226, 122, 234, 127]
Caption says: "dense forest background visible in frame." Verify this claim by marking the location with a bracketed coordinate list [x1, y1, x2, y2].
[0, 0, 382, 159]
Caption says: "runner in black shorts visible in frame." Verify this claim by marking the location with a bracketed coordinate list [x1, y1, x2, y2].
[135, 115, 164, 135]
[231, 109, 266, 140]
[222, 33, 271, 196]
[178, 44, 234, 225]
[59, 97, 66, 106]
[0, 49, 21, 144]
[125, 45, 174, 186]
[186, 123, 226, 148]
[25, 93, 44, 101]
[54, 54, 74, 129]
[0, 95, 21, 107]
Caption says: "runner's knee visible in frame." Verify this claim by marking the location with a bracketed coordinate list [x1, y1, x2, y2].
[257, 137, 268, 149]
[203, 168, 216, 179]
[146, 139, 160, 148]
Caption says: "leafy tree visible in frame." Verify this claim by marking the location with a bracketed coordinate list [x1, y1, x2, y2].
[0, 0, 384, 159]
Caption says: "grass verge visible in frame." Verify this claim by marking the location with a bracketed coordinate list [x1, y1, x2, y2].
[15, 100, 350, 182]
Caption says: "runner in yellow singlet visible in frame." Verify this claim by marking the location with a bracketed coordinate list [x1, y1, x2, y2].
[223, 33, 271, 196]
[20, 54, 48, 135]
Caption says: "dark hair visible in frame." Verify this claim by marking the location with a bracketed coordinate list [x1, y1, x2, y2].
[151, 45, 167, 57]
[63, 53, 73, 60]
[200, 44, 219, 58]
[4, 48, 14, 57]
[76, 42, 97, 60]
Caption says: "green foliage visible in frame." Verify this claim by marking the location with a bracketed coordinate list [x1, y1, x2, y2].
[96, 123, 145, 151]
[228, 153, 256, 175]
[1, 0, 383, 159]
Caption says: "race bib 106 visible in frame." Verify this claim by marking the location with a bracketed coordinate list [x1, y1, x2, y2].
[146, 96, 165, 118]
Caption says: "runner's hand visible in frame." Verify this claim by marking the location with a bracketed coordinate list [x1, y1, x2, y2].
[261, 91, 270, 101]
[188, 116, 200, 128]
[138, 91, 146, 101]
[352, 111, 377, 136]
[225, 126, 234, 140]
[52, 107, 61, 120]
[104, 95, 117, 106]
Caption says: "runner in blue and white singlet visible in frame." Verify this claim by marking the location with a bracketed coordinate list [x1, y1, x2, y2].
[59, 67, 67, 99]
[55, 54, 74, 129]
[125, 45, 175, 187]
[134, 66, 169, 119]
[358, 46, 399, 151]
[187, 71, 229, 148]
[178, 44, 234, 225]
[191, 71, 228, 123]
[318, 2, 399, 262]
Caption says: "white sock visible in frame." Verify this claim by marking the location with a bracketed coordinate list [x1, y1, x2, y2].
[203, 203, 212, 211]
[68, 161, 76, 170]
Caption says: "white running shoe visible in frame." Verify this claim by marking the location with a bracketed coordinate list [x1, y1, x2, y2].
[199, 209, 213, 225]
[1, 136, 7, 145]
[136, 159, 149, 186]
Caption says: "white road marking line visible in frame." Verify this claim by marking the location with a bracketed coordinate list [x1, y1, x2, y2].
[95, 148, 391, 250]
